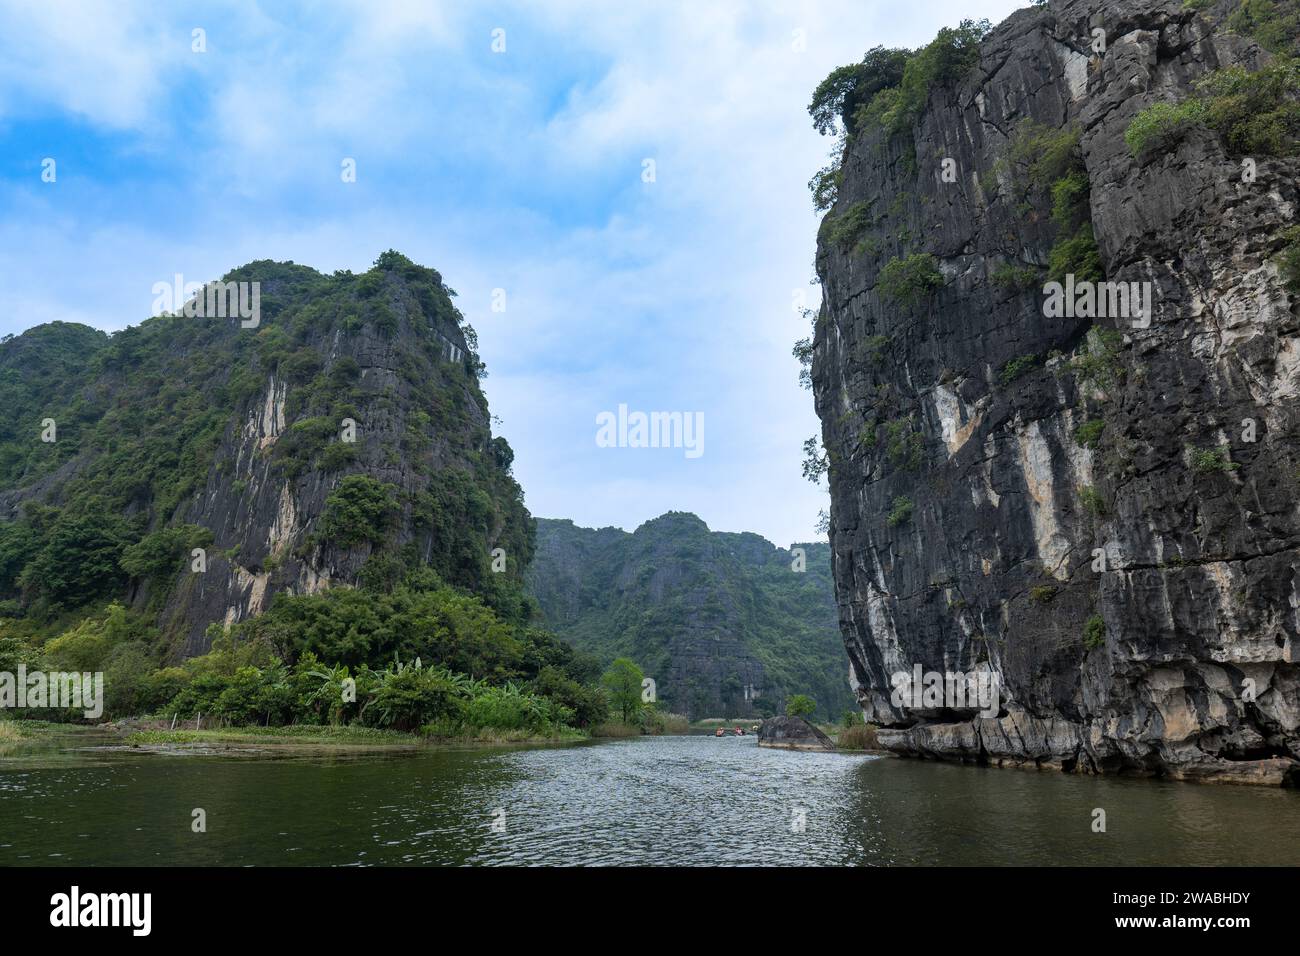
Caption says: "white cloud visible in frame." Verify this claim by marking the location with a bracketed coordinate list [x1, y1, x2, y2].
[0, 0, 1028, 546]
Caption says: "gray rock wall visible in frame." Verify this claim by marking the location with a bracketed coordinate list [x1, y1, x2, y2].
[812, 0, 1300, 783]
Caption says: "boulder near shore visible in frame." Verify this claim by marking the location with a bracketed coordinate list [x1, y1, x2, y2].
[757, 716, 835, 752]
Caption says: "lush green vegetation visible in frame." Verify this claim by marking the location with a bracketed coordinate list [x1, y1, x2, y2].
[0, 252, 635, 742]
[1083, 614, 1107, 650]
[602, 657, 644, 725]
[853, 21, 991, 136]
[1069, 328, 1126, 390]
[886, 495, 915, 527]
[998, 354, 1039, 386]
[1189, 445, 1239, 474]
[884, 417, 924, 470]
[315, 475, 399, 548]
[526, 516, 856, 722]
[805, 20, 990, 217]
[826, 201, 875, 249]
[0, 571, 678, 740]
[877, 253, 943, 305]
[1125, 56, 1300, 158]
[1074, 419, 1106, 449]
[786, 694, 816, 718]
[808, 164, 842, 212]
[0, 253, 531, 632]
[809, 46, 912, 136]
[990, 262, 1041, 293]
[1079, 485, 1109, 517]
[1125, 100, 1209, 156]
[1227, 0, 1300, 56]
[991, 121, 1102, 284]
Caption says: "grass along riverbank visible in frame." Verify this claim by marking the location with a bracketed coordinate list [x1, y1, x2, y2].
[125, 722, 587, 748]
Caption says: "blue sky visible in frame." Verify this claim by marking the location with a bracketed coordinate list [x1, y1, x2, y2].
[0, 0, 1026, 547]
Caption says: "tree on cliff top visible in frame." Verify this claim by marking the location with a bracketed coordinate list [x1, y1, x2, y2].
[808, 46, 911, 136]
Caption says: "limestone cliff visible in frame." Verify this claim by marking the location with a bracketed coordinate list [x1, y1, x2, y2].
[0, 253, 533, 658]
[811, 0, 1300, 783]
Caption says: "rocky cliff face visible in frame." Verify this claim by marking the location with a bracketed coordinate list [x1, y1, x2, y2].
[812, 0, 1300, 783]
[0, 253, 533, 658]
[526, 514, 853, 720]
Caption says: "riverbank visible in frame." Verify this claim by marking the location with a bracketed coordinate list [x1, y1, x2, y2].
[0, 718, 589, 755]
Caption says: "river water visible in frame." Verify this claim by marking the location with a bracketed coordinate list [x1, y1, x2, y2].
[2, 733, 1298, 866]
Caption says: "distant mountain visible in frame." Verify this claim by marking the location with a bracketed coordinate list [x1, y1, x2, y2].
[526, 513, 853, 720]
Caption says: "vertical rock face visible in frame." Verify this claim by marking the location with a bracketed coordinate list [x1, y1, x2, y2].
[812, 0, 1300, 783]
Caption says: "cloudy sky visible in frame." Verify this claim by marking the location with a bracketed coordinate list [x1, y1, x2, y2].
[0, 0, 1025, 547]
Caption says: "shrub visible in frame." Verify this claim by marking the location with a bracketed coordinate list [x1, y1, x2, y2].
[887, 495, 915, 527]
[1074, 419, 1106, 449]
[1124, 99, 1208, 157]
[1202, 60, 1300, 154]
[990, 263, 1040, 293]
[1048, 224, 1103, 282]
[1050, 170, 1092, 231]
[1030, 585, 1058, 604]
[318, 441, 358, 472]
[1079, 485, 1108, 516]
[364, 660, 466, 732]
[1007, 122, 1082, 192]
[827, 201, 874, 249]
[1083, 614, 1107, 650]
[316, 475, 399, 547]
[1071, 328, 1125, 389]
[998, 354, 1038, 386]
[1190, 445, 1239, 473]
[878, 253, 943, 305]
[885, 419, 923, 470]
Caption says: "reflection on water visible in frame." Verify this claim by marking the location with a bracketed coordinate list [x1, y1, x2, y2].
[1, 734, 1297, 866]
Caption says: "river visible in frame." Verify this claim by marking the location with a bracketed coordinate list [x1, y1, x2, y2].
[2, 732, 1298, 866]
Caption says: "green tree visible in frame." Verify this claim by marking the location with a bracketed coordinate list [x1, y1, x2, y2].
[808, 46, 911, 136]
[601, 657, 645, 725]
[786, 694, 817, 718]
[317, 475, 399, 548]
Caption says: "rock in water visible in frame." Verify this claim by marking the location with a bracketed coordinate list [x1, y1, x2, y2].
[810, 0, 1300, 785]
[757, 716, 835, 752]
